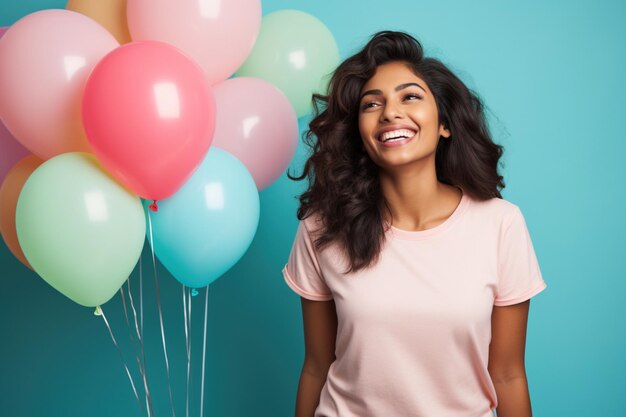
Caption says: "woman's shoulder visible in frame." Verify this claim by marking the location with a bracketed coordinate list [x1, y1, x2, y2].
[471, 194, 519, 210]
[297, 210, 348, 265]
[299, 209, 320, 224]
[299, 210, 326, 237]
[466, 194, 521, 225]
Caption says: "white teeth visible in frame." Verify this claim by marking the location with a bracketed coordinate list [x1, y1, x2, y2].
[379, 129, 416, 142]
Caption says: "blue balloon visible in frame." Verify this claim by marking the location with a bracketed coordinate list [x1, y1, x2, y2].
[144, 147, 260, 288]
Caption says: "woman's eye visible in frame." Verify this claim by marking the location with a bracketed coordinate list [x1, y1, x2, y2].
[404, 93, 422, 101]
[362, 102, 379, 110]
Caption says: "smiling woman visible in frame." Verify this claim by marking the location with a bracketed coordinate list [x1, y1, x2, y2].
[289, 30, 505, 272]
[284, 31, 547, 417]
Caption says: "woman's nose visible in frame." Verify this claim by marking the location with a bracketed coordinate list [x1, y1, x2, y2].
[380, 100, 403, 122]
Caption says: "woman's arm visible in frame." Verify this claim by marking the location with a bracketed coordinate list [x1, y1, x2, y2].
[296, 297, 338, 417]
[488, 300, 533, 417]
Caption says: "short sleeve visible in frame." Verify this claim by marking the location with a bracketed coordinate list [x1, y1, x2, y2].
[282, 220, 333, 301]
[494, 206, 547, 306]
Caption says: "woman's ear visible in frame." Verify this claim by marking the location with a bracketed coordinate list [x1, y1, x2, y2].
[439, 124, 451, 138]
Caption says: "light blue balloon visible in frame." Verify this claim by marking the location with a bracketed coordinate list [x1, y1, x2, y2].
[144, 147, 260, 288]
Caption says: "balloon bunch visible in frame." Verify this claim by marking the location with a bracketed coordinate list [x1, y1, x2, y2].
[0, 1, 340, 308]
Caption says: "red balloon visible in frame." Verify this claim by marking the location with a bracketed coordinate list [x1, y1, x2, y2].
[82, 40, 215, 201]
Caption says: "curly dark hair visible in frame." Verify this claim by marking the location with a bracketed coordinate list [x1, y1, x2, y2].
[287, 30, 505, 273]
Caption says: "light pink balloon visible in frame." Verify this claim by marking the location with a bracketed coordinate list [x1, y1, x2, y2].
[0, 10, 119, 160]
[127, 0, 261, 86]
[82, 41, 216, 202]
[0, 26, 30, 183]
[211, 77, 298, 190]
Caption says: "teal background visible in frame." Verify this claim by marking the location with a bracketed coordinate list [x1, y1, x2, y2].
[1, 0, 625, 416]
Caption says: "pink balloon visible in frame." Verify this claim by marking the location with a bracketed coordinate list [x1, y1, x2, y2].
[82, 41, 216, 202]
[211, 77, 298, 190]
[127, 0, 261, 86]
[0, 10, 119, 159]
[0, 26, 30, 183]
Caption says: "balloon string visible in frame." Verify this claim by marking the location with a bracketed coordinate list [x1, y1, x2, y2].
[120, 285, 132, 338]
[188, 288, 193, 409]
[200, 285, 210, 417]
[120, 282, 143, 380]
[127, 270, 155, 417]
[183, 286, 190, 417]
[148, 211, 177, 417]
[138, 254, 148, 414]
[97, 305, 146, 417]
[140, 254, 144, 338]
[119, 283, 150, 417]
[183, 286, 189, 354]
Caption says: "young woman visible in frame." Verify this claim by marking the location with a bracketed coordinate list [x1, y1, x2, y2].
[282, 31, 547, 417]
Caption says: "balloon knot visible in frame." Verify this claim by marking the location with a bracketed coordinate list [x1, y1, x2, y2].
[149, 200, 159, 212]
[191, 289, 199, 297]
[94, 306, 102, 316]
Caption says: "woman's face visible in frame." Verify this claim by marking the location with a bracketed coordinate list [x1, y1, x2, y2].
[358, 61, 450, 170]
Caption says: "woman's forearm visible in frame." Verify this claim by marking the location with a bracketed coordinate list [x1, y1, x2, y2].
[295, 366, 328, 417]
[493, 375, 532, 417]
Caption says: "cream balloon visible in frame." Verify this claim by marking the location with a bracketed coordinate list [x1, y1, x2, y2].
[66, 0, 132, 44]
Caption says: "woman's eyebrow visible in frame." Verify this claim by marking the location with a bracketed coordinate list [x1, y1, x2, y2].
[395, 82, 426, 93]
[360, 82, 427, 100]
[360, 89, 383, 100]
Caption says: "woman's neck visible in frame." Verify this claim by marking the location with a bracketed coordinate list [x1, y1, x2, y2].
[379, 166, 462, 232]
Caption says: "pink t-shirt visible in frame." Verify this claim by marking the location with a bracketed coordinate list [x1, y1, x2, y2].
[282, 192, 547, 417]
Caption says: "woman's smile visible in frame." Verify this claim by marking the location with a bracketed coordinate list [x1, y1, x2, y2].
[376, 125, 418, 147]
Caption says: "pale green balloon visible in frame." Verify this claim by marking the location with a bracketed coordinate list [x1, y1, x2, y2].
[236, 9, 340, 118]
[15, 152, 145, 307]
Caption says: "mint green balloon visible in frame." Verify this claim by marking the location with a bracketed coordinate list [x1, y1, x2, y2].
[236, 9, 340, 117]
[15, 152, 145, 307]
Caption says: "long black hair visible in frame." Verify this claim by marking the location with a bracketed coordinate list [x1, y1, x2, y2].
[288, 31, 505, 273]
